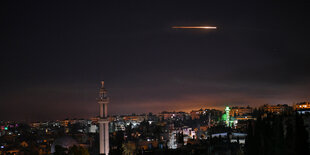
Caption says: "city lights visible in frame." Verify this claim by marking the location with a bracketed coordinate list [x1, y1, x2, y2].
[1, 0, 309, 154]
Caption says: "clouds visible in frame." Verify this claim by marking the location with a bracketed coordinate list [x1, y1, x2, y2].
[0, 1, 309, 121]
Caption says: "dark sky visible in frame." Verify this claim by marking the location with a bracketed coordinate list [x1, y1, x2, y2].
[1, 0, 309, 121]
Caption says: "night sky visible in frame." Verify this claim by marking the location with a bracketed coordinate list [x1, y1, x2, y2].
[1, 1, 309, 121]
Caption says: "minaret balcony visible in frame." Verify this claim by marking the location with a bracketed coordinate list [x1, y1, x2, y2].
[98, 118, 109, 123]
[98, 99, 109, 104]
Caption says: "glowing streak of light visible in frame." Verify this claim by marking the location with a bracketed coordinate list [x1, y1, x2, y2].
[172, 26, 217, 29]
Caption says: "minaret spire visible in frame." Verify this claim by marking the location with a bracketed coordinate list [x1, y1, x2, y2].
[99, 80, 107, 100]
[98, 81, 109, 155]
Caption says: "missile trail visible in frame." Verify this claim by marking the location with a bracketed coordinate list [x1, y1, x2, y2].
[172, 26, 217, 29]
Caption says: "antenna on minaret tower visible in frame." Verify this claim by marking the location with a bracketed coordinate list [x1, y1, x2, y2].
[101, 81, 105, 88]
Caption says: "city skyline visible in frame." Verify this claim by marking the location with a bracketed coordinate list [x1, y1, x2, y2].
[1, 1, 310, 121]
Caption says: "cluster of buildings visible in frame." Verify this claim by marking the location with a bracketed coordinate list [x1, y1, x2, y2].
[0, 119, 97, 154]
[1, 81, 309, 154]
[0, 101, 309, 154]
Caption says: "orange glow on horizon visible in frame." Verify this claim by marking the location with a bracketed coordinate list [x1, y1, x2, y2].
[172, 26, 217, 29]
[178, 106, 223, 112]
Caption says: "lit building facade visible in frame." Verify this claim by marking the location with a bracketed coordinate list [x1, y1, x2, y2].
[158, 111, 186, 120]
[293, 102, 310, 110]
[225, 107, 230, 127]
[230, 106, 252, 117]
[261, 104, 290, 114]
[167, 130, 178, 149]
[190, 109, 203, 120]
[293, 102, 310, 114]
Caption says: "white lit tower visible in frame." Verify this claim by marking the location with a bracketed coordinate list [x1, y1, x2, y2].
[98, 81, 109, 155]
[225, 106, 230, 127]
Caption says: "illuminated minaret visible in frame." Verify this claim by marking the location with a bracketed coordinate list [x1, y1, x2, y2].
[98, 81, 109, 155]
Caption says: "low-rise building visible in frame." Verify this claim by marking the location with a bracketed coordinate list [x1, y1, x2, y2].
[261, 104, 291, 114]
[293, 102, 310, 114]
[230, 106, 252, 117]
[293, 102, 310, 110]
[158, 111, 186, 121]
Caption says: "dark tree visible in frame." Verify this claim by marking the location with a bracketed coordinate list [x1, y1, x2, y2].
[294, 114, 309, 154]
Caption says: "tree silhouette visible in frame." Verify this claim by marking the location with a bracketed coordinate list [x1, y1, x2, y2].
[294, 114, 309, 154]
[68, 145, 90, 155]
